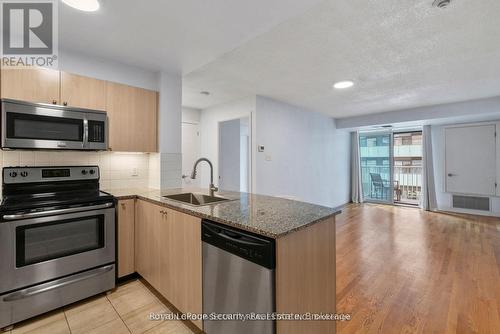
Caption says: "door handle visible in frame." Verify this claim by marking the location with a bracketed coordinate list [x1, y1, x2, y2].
[447, 173, 456, 177]
[2, 202, 113, 220]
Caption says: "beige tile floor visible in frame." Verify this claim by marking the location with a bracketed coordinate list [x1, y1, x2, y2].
[4, 280, 195, 334]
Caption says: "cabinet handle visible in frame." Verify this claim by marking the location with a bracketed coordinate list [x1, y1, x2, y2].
[63, 101, 68, 106]
[52, 100, 57, 104]
[121, 203, 126, 209]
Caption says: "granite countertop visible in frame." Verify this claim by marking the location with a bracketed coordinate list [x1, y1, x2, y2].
[104, 187, 341, 239]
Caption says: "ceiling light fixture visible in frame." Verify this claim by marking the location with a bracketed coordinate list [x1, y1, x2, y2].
[333, 80, 354, 89]
[62, 0, 100, 12]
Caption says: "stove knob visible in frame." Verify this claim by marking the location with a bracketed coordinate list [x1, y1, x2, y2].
[20, 171, 28, 177]
[9, 172, 17, 178]
[81, 170, 88, 175]
[89, 169, 95, 175]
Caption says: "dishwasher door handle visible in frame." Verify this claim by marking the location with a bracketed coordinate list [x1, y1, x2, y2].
[203, 223, 270, 247]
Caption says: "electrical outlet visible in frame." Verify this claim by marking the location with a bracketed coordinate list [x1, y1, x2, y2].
[131, 167, 139, 176]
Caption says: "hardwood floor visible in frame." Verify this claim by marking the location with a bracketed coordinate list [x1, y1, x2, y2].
[336, 204, 500, 334]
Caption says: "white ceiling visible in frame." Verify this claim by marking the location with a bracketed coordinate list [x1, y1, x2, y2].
[59, 0, 323, 74]
[182, 0, 500, 118]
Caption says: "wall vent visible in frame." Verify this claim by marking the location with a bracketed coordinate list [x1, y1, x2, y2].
[452, 195, 490, 211]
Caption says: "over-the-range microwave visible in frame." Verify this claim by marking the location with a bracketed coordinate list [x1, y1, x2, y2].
[1, 99, 108, 150]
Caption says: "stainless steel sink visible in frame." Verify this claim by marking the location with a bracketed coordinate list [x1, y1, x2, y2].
[163, 193, 231, 206]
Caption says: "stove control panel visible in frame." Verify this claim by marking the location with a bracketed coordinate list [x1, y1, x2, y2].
[3, 166, 100, 184]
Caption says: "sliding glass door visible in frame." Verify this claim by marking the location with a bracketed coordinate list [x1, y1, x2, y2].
[359, 132, 393, 203]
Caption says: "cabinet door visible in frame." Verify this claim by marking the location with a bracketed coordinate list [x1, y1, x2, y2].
[135, 200, 162, 288]
[1, 67, 60, 104]
[117, 199, 135, 278]
[106, 82, 158, 152]
[60, 72, 106, 110]
[168, 208, 202, 329]
[445, 125, 497, 195]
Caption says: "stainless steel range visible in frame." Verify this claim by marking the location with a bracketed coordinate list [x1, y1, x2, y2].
[0, 166, 116, 330]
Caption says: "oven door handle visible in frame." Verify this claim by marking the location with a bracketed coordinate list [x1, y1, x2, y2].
[2, 202, 114, 221]
[2, 265, 114, 302]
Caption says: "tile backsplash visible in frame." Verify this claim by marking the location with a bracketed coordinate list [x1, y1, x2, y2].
[0, 150, 152, 190]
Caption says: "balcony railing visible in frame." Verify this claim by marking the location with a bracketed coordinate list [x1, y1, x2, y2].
[361, 165, 422, 205]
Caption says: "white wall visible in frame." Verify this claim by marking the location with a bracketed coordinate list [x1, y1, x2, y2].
[155, 72, 183, 189]
[182, 107, 201, 124]
[199, 97, 256, 188]
[59, 50, 158, 90]
[336, 95, 500, 130]
[254, 96, 350, 208]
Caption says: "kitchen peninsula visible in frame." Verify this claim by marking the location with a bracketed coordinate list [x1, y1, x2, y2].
[109, 188, 339, 334]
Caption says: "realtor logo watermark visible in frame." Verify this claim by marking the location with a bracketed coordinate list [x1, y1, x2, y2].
[0, 0, 58, 67]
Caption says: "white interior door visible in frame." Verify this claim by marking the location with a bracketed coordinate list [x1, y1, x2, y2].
[445, 124, 496, 195]
[181, 122, 200, 187]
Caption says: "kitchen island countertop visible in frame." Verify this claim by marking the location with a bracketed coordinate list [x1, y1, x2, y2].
[105, 187, 340, 239]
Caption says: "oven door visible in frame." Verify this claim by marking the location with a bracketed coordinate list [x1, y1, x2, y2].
[1, 100, 86, 150]
[0, 204, 115, 294]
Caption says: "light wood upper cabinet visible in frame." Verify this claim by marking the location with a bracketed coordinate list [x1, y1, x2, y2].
[117, 199, 136, 278]
[1, 67, 60, 104]
[0, 68, 159, 153]
[106, 82, 158, 152]
[60, 72, 106, 110]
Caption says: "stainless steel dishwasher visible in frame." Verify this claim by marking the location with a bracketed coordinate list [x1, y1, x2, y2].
[202, 220, 276, 334]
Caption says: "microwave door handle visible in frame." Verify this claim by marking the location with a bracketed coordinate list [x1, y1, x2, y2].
[83, 119, 89, 149]
[2, 265, 114, 302]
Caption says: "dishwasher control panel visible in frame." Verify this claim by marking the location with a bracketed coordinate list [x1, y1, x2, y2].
[202, 220, 275, 269]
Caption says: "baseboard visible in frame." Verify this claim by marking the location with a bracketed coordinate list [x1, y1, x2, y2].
[438, 207, 500, 217]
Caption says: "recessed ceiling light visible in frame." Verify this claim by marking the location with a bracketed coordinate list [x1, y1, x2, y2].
[333, 80, 354, 89]
[62, 0, 100, 12]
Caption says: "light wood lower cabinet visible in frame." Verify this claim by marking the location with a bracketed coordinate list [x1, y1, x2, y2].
[134, 200, 202, 329]
[135, 199, 163, 288]
[276, 216, 336, 334]
[117, 199, 135, 278]
[166, 208, 203, 329]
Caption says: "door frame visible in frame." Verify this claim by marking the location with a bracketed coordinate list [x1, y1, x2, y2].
[217, 114, 253, 193]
